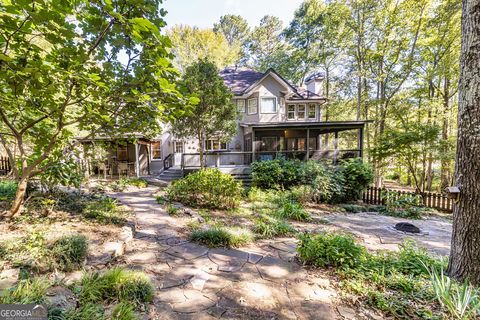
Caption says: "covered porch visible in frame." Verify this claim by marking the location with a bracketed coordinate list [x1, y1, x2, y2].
[180, 121, 367, 169]
[78, 137, 152, 178]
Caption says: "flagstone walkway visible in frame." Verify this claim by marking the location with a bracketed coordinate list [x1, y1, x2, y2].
[109, 187, 344, 320]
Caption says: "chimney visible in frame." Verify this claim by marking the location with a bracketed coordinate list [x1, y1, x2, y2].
[305, 72, 324, 96]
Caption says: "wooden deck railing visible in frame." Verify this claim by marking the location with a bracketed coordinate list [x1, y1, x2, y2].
[362, 186, 454, 213]
[0, 156, 11, 175]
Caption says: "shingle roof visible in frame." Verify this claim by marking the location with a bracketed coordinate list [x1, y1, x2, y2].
[220, 68, 264, 95]
[219, 67, 325, 101]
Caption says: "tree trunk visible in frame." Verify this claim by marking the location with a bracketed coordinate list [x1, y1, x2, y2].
[448, 0, 480, 285]
[7, 175, 28, 217]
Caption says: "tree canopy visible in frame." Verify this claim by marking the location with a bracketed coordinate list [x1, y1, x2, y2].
[0, 0, 184, 215]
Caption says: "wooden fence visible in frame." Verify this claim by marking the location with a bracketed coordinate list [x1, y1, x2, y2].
[362, 186, 454, 213]
[0, 156, 11, 175]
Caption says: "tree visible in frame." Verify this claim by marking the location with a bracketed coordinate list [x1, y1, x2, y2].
[447, 0, 480, 286]
[213, 14, 250, 67]
[167, 25, 240, 73]
[172, 60, 238, 168]
[0, 0, 183, 217]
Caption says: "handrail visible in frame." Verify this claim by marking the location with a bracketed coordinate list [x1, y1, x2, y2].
[163, 153, 174, 170]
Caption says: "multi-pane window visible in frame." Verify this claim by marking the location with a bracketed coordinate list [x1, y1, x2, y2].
[297, 138, 306, 151]
[151, 141, 162, 160]
[287, 105, 296, 120]
[248, 98, 258, 114]
[260, 137, 278, 151]
[117, 146, 128, 161]
[174, 141, 184, 153]
[308, 104, 316, 119]
[297, 105, 306, 119]
[260, 97, 277, 113]
[308, 137, 317, 151]
[236, 99, 246, 113]
[205, 139, 228, 151]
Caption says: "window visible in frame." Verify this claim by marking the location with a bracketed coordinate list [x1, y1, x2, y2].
[287, 105, 295, 120]
[297, 104, 306, 119]
[248, 98, 258, 114]
[260, 137, 278, 151]
[236, 99, 246, 113]
[308, 137, 317, 151]
[260, 97, 277, 113]
[297, 138, 306, 151]
[117, 146, 128, 161]
[205, 139, 228, 151]
[287, 138, 296, 150]
[151, 140, 162, 160]
[174, 141, 184, 153]
[308, 104, 316, 119]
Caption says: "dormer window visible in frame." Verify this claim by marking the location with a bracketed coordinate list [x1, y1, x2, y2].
[260, 97, 277, 114]
[297, 104, 306, 119]
[287, 105, 295, 120]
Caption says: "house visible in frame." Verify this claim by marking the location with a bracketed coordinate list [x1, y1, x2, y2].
[78, 68, 368, 178]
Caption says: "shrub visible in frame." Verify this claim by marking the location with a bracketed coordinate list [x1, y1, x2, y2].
[166, 169, 242, 209]
[338, 158, 374, 202]
[275, 200, 311, 221]
[78, 268, 154, 306]
[297, 233, 366, 268]
[251, 158, 301, 189]
[380, 190, 426, 219]
[51, 235, 88, 271]
[0, 277, 50, 304]
[0, 179, 17, 202]
[83, 197, 129, 224]
[288, 185, 316, 204]
[190, 227, 253, 247]
[166, 205, 180, 216]
[62, 303, 105, 320]
[254, 216, 295, 238]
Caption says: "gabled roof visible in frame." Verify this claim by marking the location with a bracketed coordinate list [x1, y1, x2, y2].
[220, 67, 326, 101]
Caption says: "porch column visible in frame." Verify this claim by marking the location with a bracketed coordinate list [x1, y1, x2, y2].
[358, 127, 364, 158]
[306, 128, 310, 159]
[334, 131, 339, 163]
[135, 143, 140, 178]
[252, 129, 256, 163]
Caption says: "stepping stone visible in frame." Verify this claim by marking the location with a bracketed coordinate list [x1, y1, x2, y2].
[190, 270, 211, 291]
[103, 241, 125, 257]
[166, 242, 209, 260]
[157, 287, 187, 304]
[288, 282, 336, 303]
[247, 252, 264, 264]
[172, 290, 217, 313]
[159, 266, 198, 289]
[269, 241, 297, 253]
[0, 268, 19, 290]
[126, 251, 157, 264]
[166, 237, 188, 246]
[337, 305, 357, 319]
[256, 256, 302, 282]
[208, 248, 248, 272]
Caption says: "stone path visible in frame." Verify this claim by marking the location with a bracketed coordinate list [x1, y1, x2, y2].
[109, 187, 343, 320]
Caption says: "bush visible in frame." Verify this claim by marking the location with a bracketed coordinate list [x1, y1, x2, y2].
[254, 215, 295, 238]
[78, 268, 154, 306]
[166, 204, 180, 216]
[166, 169, 242, 209]
[288, 185, 316, 204]
[83, 197, 129, 224]
[275, 200, 311, 221]
[51, 235, 88, 271]
[62, 303, 105, 320]
[297, 233, 366, 268]
[251, 158, 301, 189]
[190, 227, 253, 247]
[0, 277, 50, 304]
[338, 158, 374, 202]
[0, 179, 17, 202]
[380, 190, 426, 219]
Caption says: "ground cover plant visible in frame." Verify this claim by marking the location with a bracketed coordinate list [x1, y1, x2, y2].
[166, 168, 242, 209]
[190, 226, 254, 247]
[380, 190, 428, 219]
[110, 178, 148, 192]
[297, 233, 479, 319]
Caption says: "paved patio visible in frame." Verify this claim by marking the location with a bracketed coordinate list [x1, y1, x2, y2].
[110, 187, 350, 320]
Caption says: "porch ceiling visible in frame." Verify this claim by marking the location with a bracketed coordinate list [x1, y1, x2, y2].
[243, 120, 371, 131]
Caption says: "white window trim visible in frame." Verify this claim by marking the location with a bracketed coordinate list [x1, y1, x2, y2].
[205, 139, 229, 151]
[260, 96, 277, 114]
[308, 104, 317, 120]
[150, 140, 162, 161]
[287, 104, 296, 121]
[247, 98, 258, 115]
[236, 99, 246, 113]
[297, 104, 306, 120]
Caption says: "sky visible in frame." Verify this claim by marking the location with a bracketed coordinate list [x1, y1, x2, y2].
[162, 0, 304, 29]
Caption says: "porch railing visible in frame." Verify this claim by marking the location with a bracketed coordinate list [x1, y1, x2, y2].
[163, 153, 174, 170]
[0, 156, 12, 176]
[181, 149, 361, 169]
